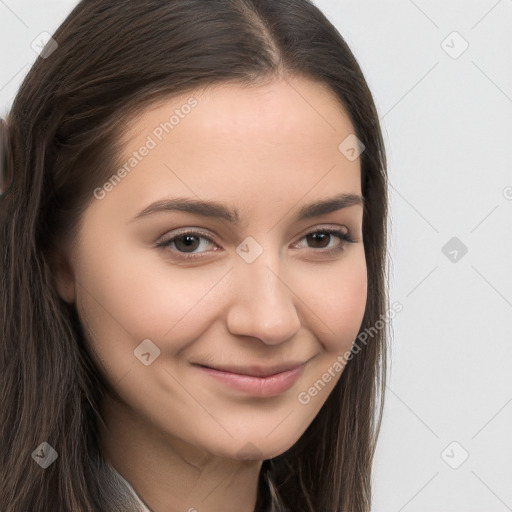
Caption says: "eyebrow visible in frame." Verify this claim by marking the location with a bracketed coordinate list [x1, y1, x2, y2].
[131, 192, 365, 225]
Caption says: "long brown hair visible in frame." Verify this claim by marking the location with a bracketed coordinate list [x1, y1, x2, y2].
[0, 1, 389, 510]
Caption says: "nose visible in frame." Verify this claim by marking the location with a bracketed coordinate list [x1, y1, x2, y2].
[225, 253, 302, 346]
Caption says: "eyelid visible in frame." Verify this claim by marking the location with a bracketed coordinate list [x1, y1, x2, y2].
[155, 227, 216, 246]
[156, 224, 351, 244]
[155, 223, 357, 261]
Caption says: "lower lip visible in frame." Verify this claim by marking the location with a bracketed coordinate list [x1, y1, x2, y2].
[194, 364, 305, 397]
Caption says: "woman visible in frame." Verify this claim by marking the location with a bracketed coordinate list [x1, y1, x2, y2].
[0, 1, 389, 511]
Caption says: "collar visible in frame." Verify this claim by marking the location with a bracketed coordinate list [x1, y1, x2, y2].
[106, 462, 154, 512]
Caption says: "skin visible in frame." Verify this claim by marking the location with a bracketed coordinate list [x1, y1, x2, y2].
[53, 74, 367, 512]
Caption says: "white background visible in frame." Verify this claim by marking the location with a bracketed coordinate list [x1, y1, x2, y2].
[1, 1, 511, 511]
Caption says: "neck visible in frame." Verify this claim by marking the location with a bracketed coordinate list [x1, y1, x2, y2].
[98, 392, 263, 512]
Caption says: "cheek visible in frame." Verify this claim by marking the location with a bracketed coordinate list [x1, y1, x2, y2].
[74, 239, 226, 362]
[294, 250, 367, 352]
[75, 231, 367, 372]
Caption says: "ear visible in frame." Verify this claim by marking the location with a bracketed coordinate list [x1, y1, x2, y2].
[48, 246, 76, 304]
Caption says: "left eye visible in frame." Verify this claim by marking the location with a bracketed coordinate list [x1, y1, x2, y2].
[156, 227, 356, 259]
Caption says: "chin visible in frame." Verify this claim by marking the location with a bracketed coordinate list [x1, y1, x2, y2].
[201, 427, 306, 462]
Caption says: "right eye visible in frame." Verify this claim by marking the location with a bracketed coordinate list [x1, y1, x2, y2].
[155, 229, 221, 259]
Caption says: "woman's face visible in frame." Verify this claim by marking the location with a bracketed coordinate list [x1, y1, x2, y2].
[56, 75, 367, 460]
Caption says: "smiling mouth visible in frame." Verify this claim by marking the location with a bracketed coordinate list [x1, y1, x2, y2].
[191, 358, 314, 397]
[192, 361, 308, 378]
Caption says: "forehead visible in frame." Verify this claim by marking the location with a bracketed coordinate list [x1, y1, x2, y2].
[100, 76, 362, 224]
[121, 75, 356, 155]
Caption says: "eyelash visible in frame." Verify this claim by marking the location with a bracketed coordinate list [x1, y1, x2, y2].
[155, 227, 357, 260]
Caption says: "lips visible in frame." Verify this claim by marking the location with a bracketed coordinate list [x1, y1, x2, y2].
[192, 361, 306, 377]
[193, 362, 307, 397]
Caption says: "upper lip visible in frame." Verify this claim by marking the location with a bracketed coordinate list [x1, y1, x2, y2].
[193, 360, 309, 378]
